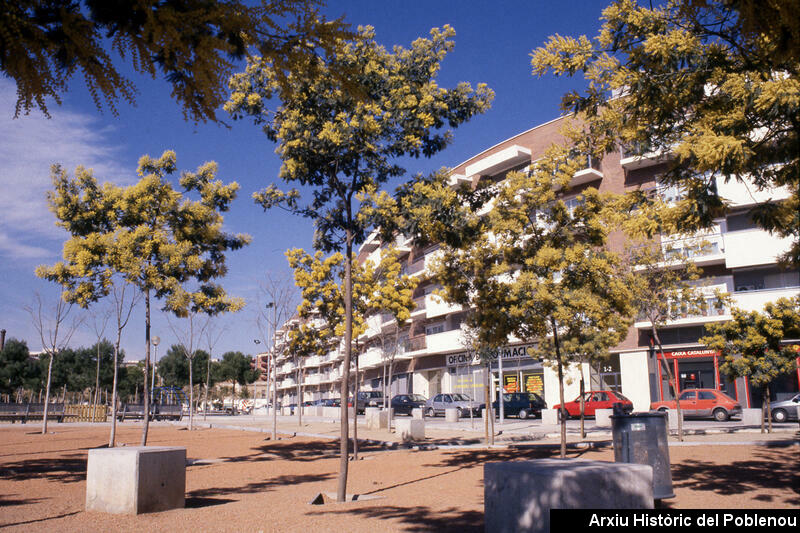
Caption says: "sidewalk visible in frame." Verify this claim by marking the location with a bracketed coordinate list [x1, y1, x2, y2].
[182, 412, 800, 448]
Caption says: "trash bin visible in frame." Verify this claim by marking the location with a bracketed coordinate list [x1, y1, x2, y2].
[611, 411, 674, 500]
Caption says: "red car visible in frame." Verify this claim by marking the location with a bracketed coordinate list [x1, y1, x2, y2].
[651, 388, 741, 421]
[553, 390, 633, 418]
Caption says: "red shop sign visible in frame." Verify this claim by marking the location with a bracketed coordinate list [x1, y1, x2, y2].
[659, 349, 719, 359]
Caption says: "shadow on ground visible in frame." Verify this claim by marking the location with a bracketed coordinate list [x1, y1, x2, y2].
[0, 453, 86, 483]
[187, 472, 335, 499]
[669, 446, 800, 506]
[308, 505, 483, 532]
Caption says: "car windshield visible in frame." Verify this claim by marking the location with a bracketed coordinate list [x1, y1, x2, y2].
[452, 394, 472, 402]
[408, 394, 427, 402]
[614, 392, 631, 402]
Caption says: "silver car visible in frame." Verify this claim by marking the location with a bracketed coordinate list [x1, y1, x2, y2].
[771, 393, 800, 423]
[424, 393, 482, 417]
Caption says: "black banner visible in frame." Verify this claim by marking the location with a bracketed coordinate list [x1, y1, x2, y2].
[551, 509, 798, 532]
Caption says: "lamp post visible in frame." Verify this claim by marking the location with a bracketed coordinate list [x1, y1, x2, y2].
[265, 302, 277, 440]
[151, 336, 160, 403]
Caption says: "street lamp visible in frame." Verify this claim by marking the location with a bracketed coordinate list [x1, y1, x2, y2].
[151, 336, 160, 403]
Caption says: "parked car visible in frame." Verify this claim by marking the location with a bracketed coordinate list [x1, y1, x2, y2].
[349, 390, 386, 413]
[553, 390, 633, 418]
[650, 388, 742, 421]
[769, 393, 800, 422]
[424, 393, 483, 417]
[492, 392, 547, 419]
[390, 394, 428, 415]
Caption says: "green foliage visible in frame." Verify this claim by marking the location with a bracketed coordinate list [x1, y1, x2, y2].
[117, 361, 145, 400]
[227, 24, 493, 251]
[0, 338, 41, 393]
[36, 340, 120, 393]
[531, 0, 800, 265]
[219, 351, 259, 385]
[36, 150, 250, 316]
[157, 346, 215, 388]
[2, 0, 351, 122]
[701, 297, 800, 388]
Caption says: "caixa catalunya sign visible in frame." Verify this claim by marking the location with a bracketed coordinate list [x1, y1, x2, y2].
[659, 349, 719, 359]
[447, 344, 537, 366]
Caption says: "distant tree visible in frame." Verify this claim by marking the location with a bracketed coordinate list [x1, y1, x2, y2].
[0, 338, 40, 399]
[2, 0, 351, 122]
[88, 307, 111, 409]
[25, 292, 83, 434]
[117, 362, 145, 402]
[37, 150, 249, 446]
[219, 351, 259, 389]
[530, 0, 800, 265]
[254, 271, 296, 438]
[227, 25, 492, 501]
[701, 297, 800, 433]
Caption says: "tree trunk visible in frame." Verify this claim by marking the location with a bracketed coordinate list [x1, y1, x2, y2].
[579, 370, 586, 439]
[93, 342, 101, 413]
[484, 365, 490, 445]
[110, 337, 121, 447]
[387, 358, 394, 433]
[141, 289, 151, 446]
[352, 350, 359, 460]
[204, 355, 211, 421]
[337, 225, 353, 503]
[41, 353, 54, 435]
[551, 317, 567, 458]
[652, 326, 683, 441]
[188, 357, 194, 431]
[272, 350, 278, 440]
[296, 366, 303, 426]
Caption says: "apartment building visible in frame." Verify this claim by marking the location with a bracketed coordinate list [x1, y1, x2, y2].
[270, 115, 799, 412]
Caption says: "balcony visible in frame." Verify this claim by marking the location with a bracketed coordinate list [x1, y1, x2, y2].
[410, 296, 426, 317]
[572, 154, 603, 186]
[733, 287, 800, 313]
[661, 233, 725, 266]
[305, 374, 321, 386]
[397, 336, 426, 357]
[304, 355, 322, 368]
[620, 142, 673, 170]
[426, 328, 467, 354]
[723, 229, 794, 268]
[358, 346, 385, 369]
[715, 175, 792, 208]
[465, 145, 531, 178]
[426, 293, 462, 318]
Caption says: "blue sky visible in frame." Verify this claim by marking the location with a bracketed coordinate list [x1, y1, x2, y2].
[0, 0, 611, 362]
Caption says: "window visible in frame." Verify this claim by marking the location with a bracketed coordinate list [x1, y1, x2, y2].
[433, 394, 442, 402]
[698, 391, 716, 400]
[425, 322, 445, 335]
[679, 391, 695, 401]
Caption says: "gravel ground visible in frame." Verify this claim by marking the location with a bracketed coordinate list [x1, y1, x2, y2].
[0, 422, 797, 532]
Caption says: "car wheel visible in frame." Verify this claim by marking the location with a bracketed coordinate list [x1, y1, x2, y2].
[713, 408, 729, 422]
[772, 408, 787, 423]
[518, 409, 528, 420]
[426, 407, 435, 417]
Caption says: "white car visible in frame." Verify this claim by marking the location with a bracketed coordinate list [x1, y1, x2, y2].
[771, 393, 800, 422]
[424, 393, 483, 417]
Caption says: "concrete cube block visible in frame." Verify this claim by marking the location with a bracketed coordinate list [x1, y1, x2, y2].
[665, 409, 683, 430]
[594, 409, 613, 427]
[445, 408, 460, 422]
[322, 406, 339, 418]
[86, 446, 186, 515]
[411, 408, 423, 419]
[741, 408, 762, 426]
[365, 408, 389, 429]
[541, 409, 558, 425]
[395, 419, 425, 442]
[485, 459, 653, 533]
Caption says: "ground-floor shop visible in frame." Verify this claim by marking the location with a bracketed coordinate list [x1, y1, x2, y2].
[273, 341, 800, 413]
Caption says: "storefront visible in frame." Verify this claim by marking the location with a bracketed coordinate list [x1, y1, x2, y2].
[655, 348, 740, 403]
[446, 343, 544, 402]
